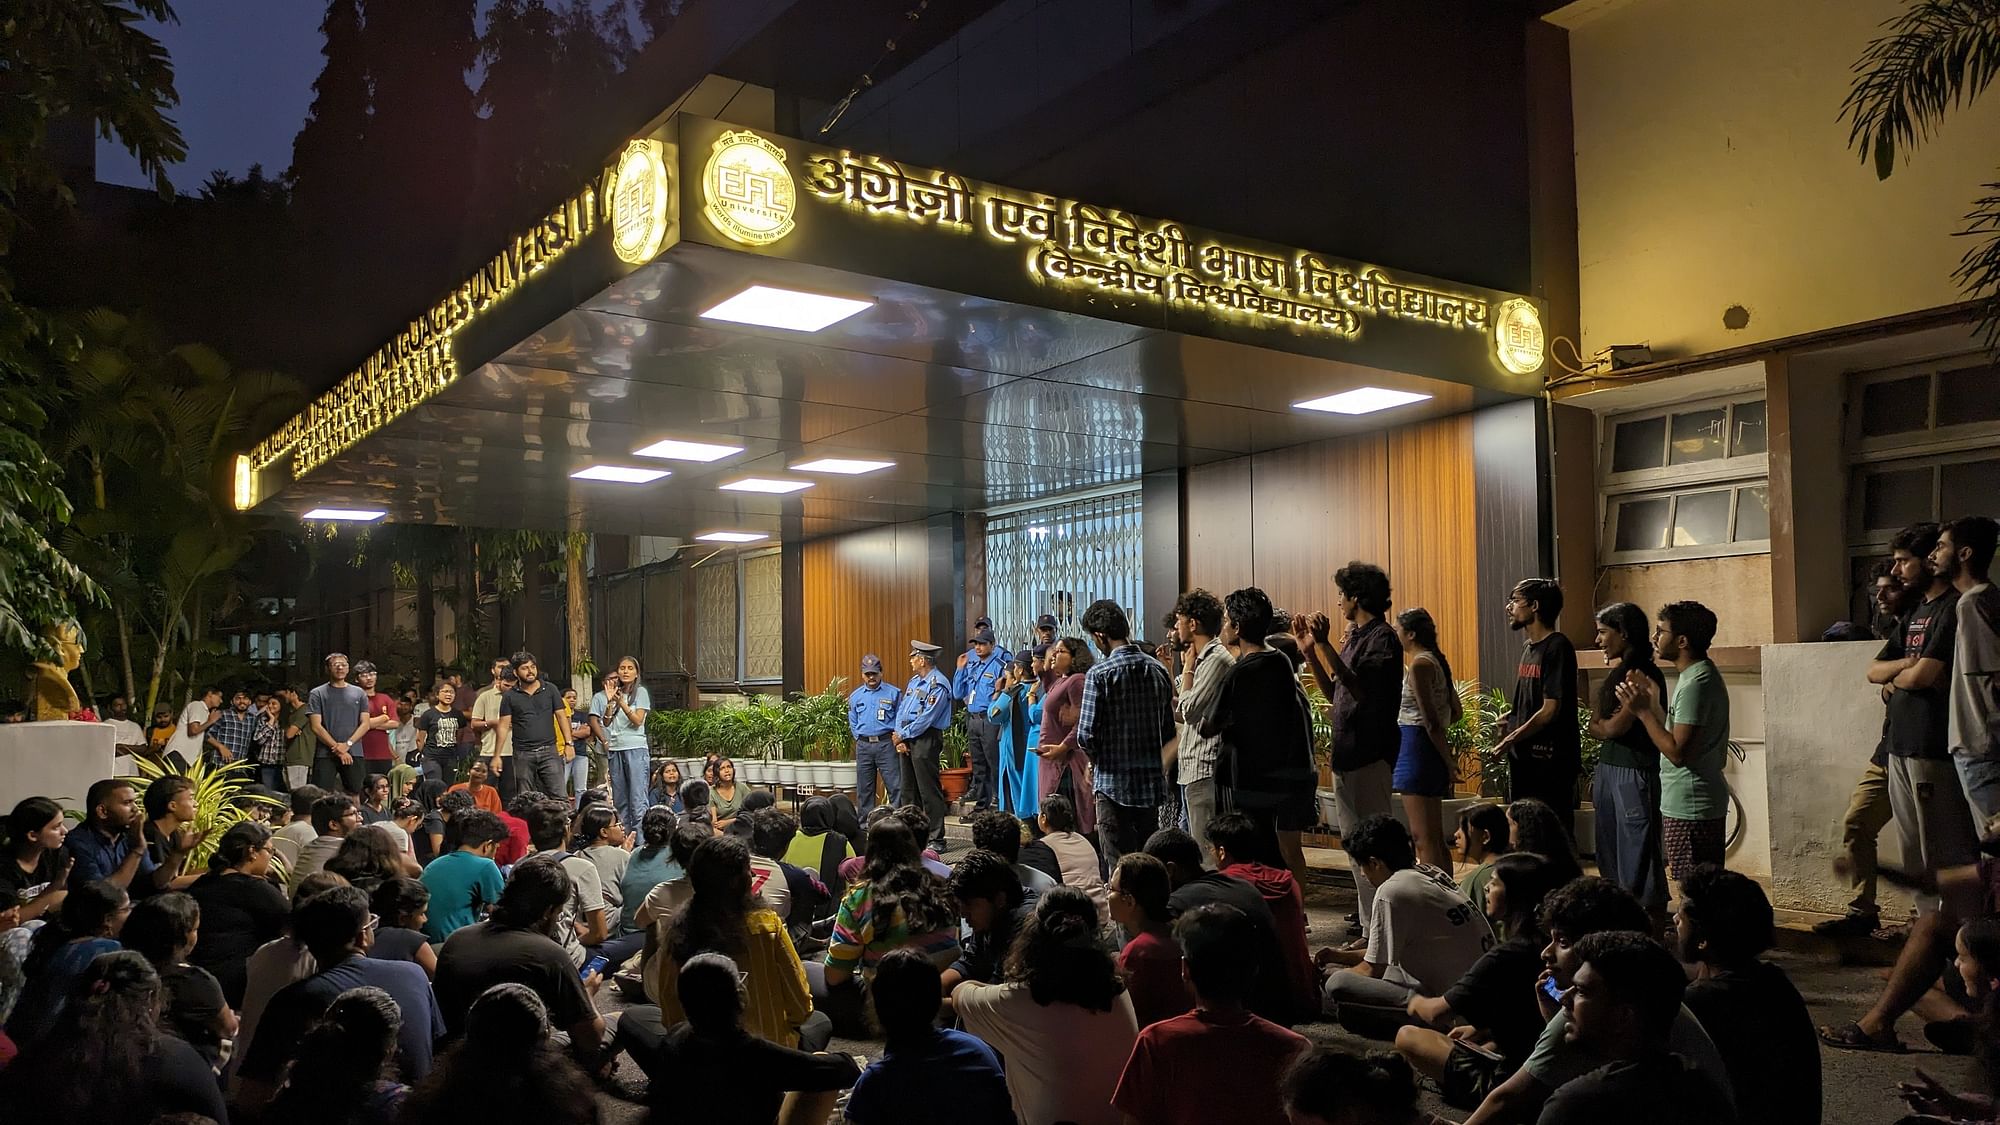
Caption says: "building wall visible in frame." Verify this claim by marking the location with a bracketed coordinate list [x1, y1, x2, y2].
[1597, 555, 1774, 647]
[800, 521, 932, 694]
[1562, 0, 2000, 357]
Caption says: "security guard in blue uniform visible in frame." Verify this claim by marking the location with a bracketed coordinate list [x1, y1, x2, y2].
[848, 654, 901, 818]
[952, 627, 1009, 811]
[1035, 613, 1059, 647]
[894, 640, 954, 849]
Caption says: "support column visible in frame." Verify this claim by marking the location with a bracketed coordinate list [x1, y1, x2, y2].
[1473, 400, 1549, 687]
[1769, 354, 1845, 642]
[1142, 468, 1185, 639]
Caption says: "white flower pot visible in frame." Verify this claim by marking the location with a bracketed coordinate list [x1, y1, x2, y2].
[740, 760, 766, 786]
[775, 760, 799, 788]
[810, 761, 837, 789]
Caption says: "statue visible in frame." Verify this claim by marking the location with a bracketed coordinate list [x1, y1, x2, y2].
[29, 621, 83, 721]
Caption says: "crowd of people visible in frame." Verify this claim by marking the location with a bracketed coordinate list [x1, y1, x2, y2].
[0, 514, 1995, 1123]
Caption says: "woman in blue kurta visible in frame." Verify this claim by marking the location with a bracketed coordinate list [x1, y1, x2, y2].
[987, 654, 1041, 818]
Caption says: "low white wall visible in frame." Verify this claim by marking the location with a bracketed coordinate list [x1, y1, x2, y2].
[1762, 641, 1912, 917]
[1719, 670, 1769, 880]
[0, 720, 118, 813]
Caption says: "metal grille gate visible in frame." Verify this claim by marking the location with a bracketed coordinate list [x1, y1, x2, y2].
[985, 488, 1145, 649]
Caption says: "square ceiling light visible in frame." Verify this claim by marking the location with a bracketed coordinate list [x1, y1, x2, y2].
[570, 464, 669, 484]
[632, 437, 744, 462]
[791, 457, 895, 475]
[302, 508, 387, 522]
[699, 285, 875, 332]
[696, 531, 770, 543]
[718, 477, 814, 494]
[1293, 387, 1433, 415]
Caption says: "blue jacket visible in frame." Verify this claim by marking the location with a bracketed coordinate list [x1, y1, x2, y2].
[954, 649, 1010, 712]
[895, 668, 953, 739]
[848, 681, 901, 739]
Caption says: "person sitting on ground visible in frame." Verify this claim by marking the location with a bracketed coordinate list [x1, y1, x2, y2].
[1454, 803, 1513, 925]
[1395, 853, 1565, 1110]
[1460, 877, 1733, 1125]
[121, 891, 235, 1067]
[7, 878, 129, 1045]
[229, 870, 349, 1094]
[785, 797, 857, 901]
[263, 986, 407, 1125]
[418, 809, 505, 945]
[521, 799, 609, 968]
[1320, 814, 1495, 1039]
[325, 824, 418, 894]
[642, 951, 859, 1125]
[722, 809, 794, 922]
[954, 886, 1139, 1125]
[943, 849, 1032, 996]
[65, 778, 194, 895]
[814, 816, 961, 1039]
[493, 789, 537, 868]
[678, 778, 714, 832]
[407, 780, 447, 864]
[971, 807, 1058, 901]
[1036, 794, 1109, 920]
[357, 773, 394, 825]
[648, 760, 685, 814]
[235, 886, 443, 1111]
[890, 805, 953, 877]
[1017, 812, 1065, 886]
[844, 947, 1016, 1125]
[633, 822, 709, 971]
[1675, 865, 1820, 1125]
[0, 941, 20, 1068]
[617, 805, 682, 937]
[572, 804, 631, 919]
[445, 759, 504, 815]
[1895, 915, 2000, 1121]
[1507, 799, 1582, 887]
[1534, 931, 1737, 1124]
[186, 820, 288, 1008]
[1108, 852, 1194, 1027]
[367, 877, 437, 977]
[753, 807, 832, 929]
[1, 797, 72, 929]
[277, 786, 325, 855]
[1113, 903, 1311, 1124]
[1143, 826, 1293, 1024]
[398, 982, 598, 1125]
[1282, 1047, 1450, 1125]
[432, 858, 604, 1062]
[1209, 811, 1317, 1017]
[295, 794, 363, 880]
[140, 776, 206, 891]
[0, 951, 228, 1123]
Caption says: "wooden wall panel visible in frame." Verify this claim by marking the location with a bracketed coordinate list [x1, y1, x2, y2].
[1388, 415, 1480, 682]
[1473, 400, 1548, 693]
[1250, 433, 1391, 618]
[1185, 457, 1254, 597]
[801, 521, 932, 694]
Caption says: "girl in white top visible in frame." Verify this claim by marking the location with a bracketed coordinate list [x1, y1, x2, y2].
[1393, 608, 1461, 870]
[1035, 793, 1110, 923]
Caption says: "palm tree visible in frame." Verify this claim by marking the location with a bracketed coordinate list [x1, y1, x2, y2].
[1842, 0, 2000, 345]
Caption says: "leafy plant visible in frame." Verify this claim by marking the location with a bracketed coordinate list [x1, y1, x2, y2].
[942, 707, 969, 769]
[120, 755, 283, 874]
[1447, 680, 1512, 796]
[1303, 676, 1335, 769]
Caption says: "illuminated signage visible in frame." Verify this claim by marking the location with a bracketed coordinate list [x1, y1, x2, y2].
[232, 454, 254, 511]
[610, 139, 671, 265]
[702, 130, 796, 246]
[1493, 298, 1547, 375]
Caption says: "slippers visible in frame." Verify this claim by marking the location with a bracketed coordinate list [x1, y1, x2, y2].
[1818, 1021, 1907, 1053]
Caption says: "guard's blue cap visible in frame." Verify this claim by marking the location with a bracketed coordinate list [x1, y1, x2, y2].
[910, 640, 942, 658]
[860, 654, 883, 673]
[972, 628, 995, 645]
[974, 616, 992, 629]
[1036, 614, 1058, 629]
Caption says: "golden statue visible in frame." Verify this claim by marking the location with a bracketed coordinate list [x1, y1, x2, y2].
[29, 622, 83, 721]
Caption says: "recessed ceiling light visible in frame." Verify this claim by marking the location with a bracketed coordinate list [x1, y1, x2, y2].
[631, 438, 744, 462]
[699, 285, 875, 332]
[790, 457, 895, 475]
[570, 465, 670, 484]
[302, 508, 387, 522]
[718, 477, 814, 494]
[696, 531, 770, 543]
[1292, 387, 1433, 415]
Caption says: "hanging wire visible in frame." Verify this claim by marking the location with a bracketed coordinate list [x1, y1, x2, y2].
[817, 0, 932, 136]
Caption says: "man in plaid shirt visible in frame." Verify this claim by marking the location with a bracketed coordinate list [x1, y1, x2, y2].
[204, 688, 259, 770]
[1076, 598, 1178, 869]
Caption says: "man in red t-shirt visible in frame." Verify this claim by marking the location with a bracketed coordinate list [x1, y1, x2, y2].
[1113, 901, 1309, 1125]
[353, 660, 401, 775]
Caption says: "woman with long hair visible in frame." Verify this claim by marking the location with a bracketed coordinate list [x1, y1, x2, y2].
[0, 797, 70, 925]
[399, 982, 597, 1125]
[121, 891, 236, 1065]
[1453, 803, 1513, 931]
[0, 951, 227, 1122]
[266, 986, 407, 1125]
[1587, 601, 1671, 921]
[408, 779, 447, 863]
[709, 757, 747, 831]
[1506, 798, 1582, 886]
[187, 819, 288, 1007]
[618, 806, 683, 935]
[325, 825, 406, 895]
[954, 886, 1137, 1125]
[648, 760, 685, 814]
[988, 653, 1043, 818]
[1393, 607, 1460, 869]
[1034, 637, 1097, 835]
[813, 816, 960, 1038]
[8, 879, 130, 1045]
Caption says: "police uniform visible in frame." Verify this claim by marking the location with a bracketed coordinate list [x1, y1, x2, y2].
[848, 654, 902, 818]
[953, 627, 1009, 810]
[895, 641, 954, 847]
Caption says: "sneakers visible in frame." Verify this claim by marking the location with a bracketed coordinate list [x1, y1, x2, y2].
[1812, 911, 1881, 938]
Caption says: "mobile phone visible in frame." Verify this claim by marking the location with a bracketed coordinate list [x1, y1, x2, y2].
[1540, 975, 1564, 1002]
[1457, 1040, 1506, 1062]
[580, 954, 609, 980]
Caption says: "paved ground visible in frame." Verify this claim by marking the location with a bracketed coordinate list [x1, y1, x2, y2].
[591, 836, 1968, 1123]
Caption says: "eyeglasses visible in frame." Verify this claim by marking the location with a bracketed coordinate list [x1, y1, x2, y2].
[365, 913, 380, 934]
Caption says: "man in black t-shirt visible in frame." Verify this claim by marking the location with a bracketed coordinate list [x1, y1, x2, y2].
[1497, 578, 1582, 828]
[434, 856, 603, 1056]
[1144, 826, 1295, 1024]
[496, 650, 566, 803]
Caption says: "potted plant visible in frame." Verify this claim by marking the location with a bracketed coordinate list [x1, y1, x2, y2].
[939, 708, 972, 802]
[121, 757, 284, 877]
[1305, 678, 1340, 830]
[1447, 681, 1511, 799]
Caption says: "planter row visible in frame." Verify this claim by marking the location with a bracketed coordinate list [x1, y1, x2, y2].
[655, 755, 854, 791]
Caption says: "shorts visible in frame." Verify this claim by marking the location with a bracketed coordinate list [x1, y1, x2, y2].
[1393, 725, 1451, 797]
[1662, 815, 1726, 880]
[1439, 1040, 1510, 1110]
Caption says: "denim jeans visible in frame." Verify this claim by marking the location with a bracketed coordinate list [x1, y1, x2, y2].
[607, 746, 648, 839]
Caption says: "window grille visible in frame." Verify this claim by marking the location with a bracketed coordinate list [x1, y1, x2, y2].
[985, 488, 1145, 650]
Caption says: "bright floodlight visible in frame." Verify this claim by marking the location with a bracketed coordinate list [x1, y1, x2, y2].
[570, 465, 669, 483]
[791, 458, 895, 475]
[302, 508, 387, 522]
[718, 477, 814, 494]
[696, 531, 770, 543]
[631, 438, 745, 462]
[1292, 387, 1433, 415]
[698, 285, 875, 332]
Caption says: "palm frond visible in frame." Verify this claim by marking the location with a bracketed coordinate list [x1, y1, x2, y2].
[1952, 173, 2000, 348]
[121, 756, 283, 873]
[1841, 0, 2000, 179]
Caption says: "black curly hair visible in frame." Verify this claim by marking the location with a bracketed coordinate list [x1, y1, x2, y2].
[1003, 885, 1124, 1012]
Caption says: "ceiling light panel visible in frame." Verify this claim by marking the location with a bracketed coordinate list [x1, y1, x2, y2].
[302, 508, 387, 522]
[631, 438, 744, 462]
[698, 285, 875, 332]
[790, 458, 895, 475]
[696, 531, 770, 543]
[570, 465, 670, 483]
[718, 477, 814, 494]
[1292, 387, 1433, 415]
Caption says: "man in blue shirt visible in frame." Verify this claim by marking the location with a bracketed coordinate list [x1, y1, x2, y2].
[65, 777, 192, 893]
[894, 641, 954, 851]
[849, 653, 902, 819]
[954, 628, 1009, 812]
[1076, 599, 1178, 870]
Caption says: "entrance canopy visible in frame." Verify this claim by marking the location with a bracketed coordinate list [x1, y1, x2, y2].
[240, 115, 1548, 542]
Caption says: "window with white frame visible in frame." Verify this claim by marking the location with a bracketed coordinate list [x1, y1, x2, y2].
[1846, 357, 2000, 549]
[1598, 394, 1770, 564]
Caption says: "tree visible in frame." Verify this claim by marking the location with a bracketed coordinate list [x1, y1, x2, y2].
[289, 0, 370, 239]
[475, 0, 634, 231]
[1843, 0, 2000, 345]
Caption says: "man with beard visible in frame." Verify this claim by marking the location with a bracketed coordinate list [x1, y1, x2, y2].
[496, 650, 567, 802]
[1494, 578, 1581, 830]
[203, 688, 259, 771]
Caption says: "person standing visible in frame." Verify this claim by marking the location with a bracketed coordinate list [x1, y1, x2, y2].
[496, 651, 566, 801]
[1586, 602, 1670, 922]
[204, 688, 259, 771]
[1618, 602, 1735, 882]
[1035, 613, 1059, 648]
[1036, 638, 1097, 837]
[1075, 599, 1178, 871]
[410, 680, 467, 785]
[988, 654, 1041, 817]
[277, 686, 317, 790]
[354, 661, 400, 777]
[849, 654, 901, 819]
[163, 686, 221, 768]
[469, 657, 513, 800]
[1392, 608, 1461, 871]
[955, 627, 1010, 812]
[1171, 589, 1231, 859]
[1201, 588, 1315, 875]
[1298, 564, 1403, 927]
[1936, 516, 2000, 829]
[253, 694, 286, 792]
[894, 641, 955, 850]
[308, 653, 374, 794]
[1493, 578, 1581, 829]
[591, 656, 652, 837]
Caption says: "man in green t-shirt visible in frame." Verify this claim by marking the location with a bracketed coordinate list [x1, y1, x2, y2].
[1616, 601, 1730, 882]
[278, 685, 319, 790]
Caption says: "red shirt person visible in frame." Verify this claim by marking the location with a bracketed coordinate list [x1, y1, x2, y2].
[1208, 813, 1318, 1018]
[353, 661, 401, 770]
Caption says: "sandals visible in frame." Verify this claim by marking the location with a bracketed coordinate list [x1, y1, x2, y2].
[1817, 1021, 1908, 1053]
